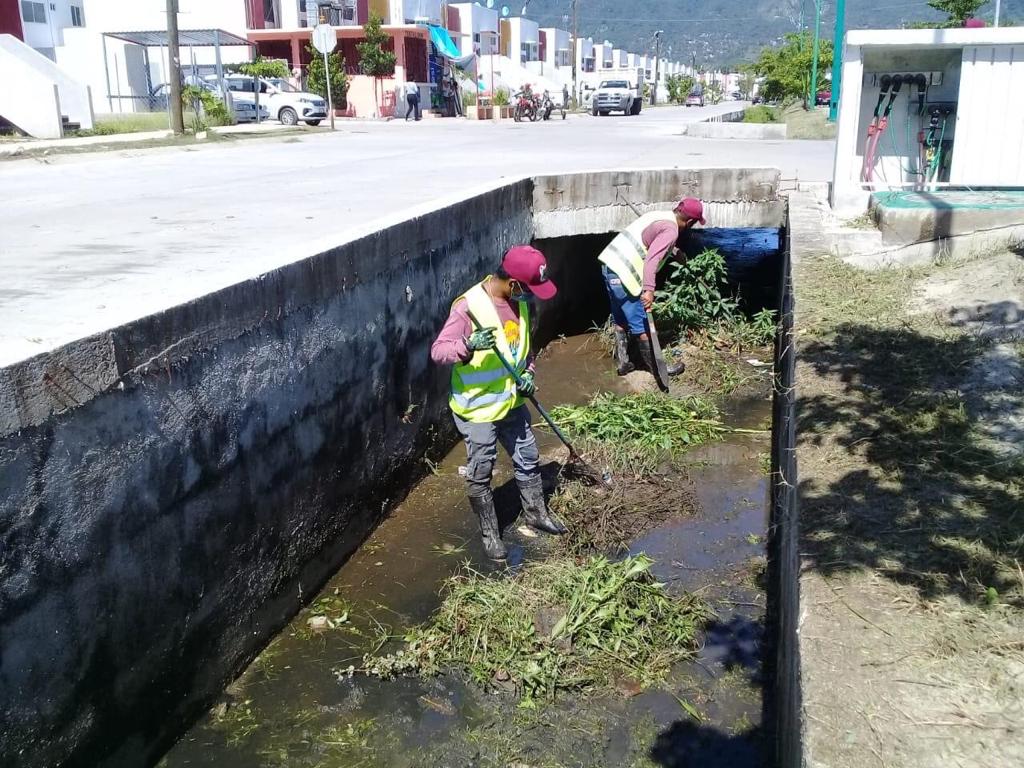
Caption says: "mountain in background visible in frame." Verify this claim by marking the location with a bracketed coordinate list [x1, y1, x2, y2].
[519, 0, 1024, 68]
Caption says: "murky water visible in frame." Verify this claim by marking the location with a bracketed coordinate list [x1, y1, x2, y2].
[160, 335, 771, 768]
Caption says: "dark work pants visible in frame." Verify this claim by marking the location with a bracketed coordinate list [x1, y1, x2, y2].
[405, 93, 421, 120]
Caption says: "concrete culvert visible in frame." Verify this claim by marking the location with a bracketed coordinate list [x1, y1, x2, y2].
[1, 169, 800, 768]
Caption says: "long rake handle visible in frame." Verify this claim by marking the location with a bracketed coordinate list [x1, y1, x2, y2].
[464, 309, 583, 460]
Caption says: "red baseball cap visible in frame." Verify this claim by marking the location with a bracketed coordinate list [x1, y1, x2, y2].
[675, 197, 706, 225]
[502, 245, 557, 300]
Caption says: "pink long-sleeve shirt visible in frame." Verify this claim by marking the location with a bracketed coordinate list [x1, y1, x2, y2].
[430, 296, 535, 372]
[642, 219, 680, 292]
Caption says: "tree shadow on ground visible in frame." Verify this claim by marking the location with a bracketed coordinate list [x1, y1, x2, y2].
[700, 615, 764, 685]
[649, 721, 762, 768]
[797, 322, 1024, 604]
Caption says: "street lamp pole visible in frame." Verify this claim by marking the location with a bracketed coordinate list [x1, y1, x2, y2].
[808, 0, 821, 110]
[570, 0, 578, 107]
[828, 0, 846, 122]
[651, 30, 662, 105]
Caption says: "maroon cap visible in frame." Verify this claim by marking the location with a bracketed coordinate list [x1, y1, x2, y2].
[502, 245, 557, 300]
[675, 197, 706, 225]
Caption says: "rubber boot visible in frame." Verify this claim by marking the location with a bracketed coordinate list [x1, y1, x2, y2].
[638, 344, 685, 378]
[518, 476, 567, 535]
[613, 328, 635, 376]
[468, 492, 507, 560]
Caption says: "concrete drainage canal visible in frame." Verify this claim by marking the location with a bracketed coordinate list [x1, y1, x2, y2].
[0, 170, 799, 768]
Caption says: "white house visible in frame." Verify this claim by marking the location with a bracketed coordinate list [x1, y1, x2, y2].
[538, 26, 570, 74]
[451, 2, 497, 57]
[611, 48, 627, 68]
[575, 36, 595, 74]
[502, 16, 538, 65]
[593, 42, 613, 70]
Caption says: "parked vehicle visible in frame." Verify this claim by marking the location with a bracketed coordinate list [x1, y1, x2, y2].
[684, 84, 704, 107]
[591, 79, 643, 116]
[149, 82, 269, 123]
[539, 90, 565, 120]
[208, 75, 327, 126]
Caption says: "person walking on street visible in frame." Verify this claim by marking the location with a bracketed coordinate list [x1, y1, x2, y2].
[404, 81, 421, 121]
[430, 246, 566, 561]
[599, 197, 706, 377]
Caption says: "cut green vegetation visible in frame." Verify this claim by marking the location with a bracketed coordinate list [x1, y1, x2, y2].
[75, 112, 173, 136]
[743, 105, 780, 123]
[550, 392, 725, 473]
[363, 555, 706, 705]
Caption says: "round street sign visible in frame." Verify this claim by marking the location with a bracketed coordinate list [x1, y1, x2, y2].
[312, 23, 337, 54]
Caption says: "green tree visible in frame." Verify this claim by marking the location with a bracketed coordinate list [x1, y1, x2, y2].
[750, 31, 833, 106]
[927, 0, 986, 26]
[706, 80, 722, 104]
[357, 14, 397, 117]
[305, 44, 348, 108]
[237, 56, 289, 123]
[666, 74, 696, 104]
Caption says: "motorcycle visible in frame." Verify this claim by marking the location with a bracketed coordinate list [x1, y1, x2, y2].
[540, 91, 554, 120]
[513, 86, 541, 122]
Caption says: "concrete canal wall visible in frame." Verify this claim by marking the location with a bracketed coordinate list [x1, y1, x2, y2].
[0, 168, 786, 768]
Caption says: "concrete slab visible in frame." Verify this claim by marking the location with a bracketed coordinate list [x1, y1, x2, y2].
[872, 190, 1024, 245]
[683, 122, 788, 140]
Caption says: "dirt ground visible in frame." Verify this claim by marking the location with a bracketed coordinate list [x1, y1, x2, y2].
[795, 239, 1024, 767]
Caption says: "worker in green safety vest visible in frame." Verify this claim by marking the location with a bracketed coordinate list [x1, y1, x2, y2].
[599, 197, 706, 376]
[430, 245, 566, 561]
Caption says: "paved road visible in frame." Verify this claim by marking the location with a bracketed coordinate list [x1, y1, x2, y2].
[0, 104, 835, 365]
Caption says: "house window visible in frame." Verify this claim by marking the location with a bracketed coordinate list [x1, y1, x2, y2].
[21, 1, 46, 23]
[70, 5, 84, 26]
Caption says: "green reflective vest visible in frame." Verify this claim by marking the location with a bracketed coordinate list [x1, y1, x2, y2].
[449, 280, 531, 423]
[597, 211, 678, 296]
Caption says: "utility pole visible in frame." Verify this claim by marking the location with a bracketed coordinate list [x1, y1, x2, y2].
[166, 0, 184, 134]
[995, 0, 1002, 26]
[570, 0, 578, 107]
[828, 0, 846, 122]
[808, 0, 821, 111]
[651, 30, 661, 105]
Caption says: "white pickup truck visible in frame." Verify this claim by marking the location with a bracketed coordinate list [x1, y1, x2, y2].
[590, 78, 643, 117]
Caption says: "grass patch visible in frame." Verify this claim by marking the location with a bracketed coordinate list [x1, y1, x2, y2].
[363, 555, 706, 705]
[743, 105, 780, 123]
[798, 252, 1024, 605]
[781, 102, 836, 140]
[549, 392, 724, 473]
[73, 112, 180, 137]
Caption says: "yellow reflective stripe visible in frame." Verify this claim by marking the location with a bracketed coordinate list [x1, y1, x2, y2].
[451, 389, 516, 409]
[459, 367, 508, 385]
[606, 241, 643, 287]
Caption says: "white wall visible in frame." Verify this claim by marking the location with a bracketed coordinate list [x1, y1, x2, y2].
[452, 3, 497, 57]
[49, 1, 251, 115]
[0, 32, 92, 136]
[388, 0, 442, 24]
[507, 17, 538, 64]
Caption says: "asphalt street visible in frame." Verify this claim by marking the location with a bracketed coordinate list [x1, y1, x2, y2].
[0, 103, 835, 365]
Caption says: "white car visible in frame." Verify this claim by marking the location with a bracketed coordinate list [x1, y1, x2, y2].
[209, 75, 328, 126]
[151, 82, 269, 123]
[591, 79, 643, 116]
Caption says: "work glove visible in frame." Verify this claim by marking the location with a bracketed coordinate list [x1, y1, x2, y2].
[517, 371, 536, 396]
[465, 327, 497, 352]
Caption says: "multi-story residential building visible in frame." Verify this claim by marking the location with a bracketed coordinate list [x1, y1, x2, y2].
[500, 16, 538, 65]
[451, 2, 497, 57]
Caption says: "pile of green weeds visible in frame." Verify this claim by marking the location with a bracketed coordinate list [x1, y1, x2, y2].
[363, 555, 705, 705]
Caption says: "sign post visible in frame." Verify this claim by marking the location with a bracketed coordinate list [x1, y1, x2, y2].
[312, 23, 337, 130]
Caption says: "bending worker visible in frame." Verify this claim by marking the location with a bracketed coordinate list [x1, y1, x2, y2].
[599, 197, 706, 376]
[430, 246, 566, 561]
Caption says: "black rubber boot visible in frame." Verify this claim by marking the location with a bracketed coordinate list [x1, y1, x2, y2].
[638, 343, 685, 378]
[518, 476, 567, 535]
[613, 328, 635, 376]
[468, 492, 507, 560]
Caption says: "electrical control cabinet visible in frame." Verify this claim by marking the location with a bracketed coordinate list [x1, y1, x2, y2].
[831, 28, 1024, 214]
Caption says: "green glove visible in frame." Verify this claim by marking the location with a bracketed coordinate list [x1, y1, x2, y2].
[517, 371, 536, 396]
[466, 327, 497, 352]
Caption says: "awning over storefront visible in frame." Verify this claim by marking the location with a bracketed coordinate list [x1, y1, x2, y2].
[426, 24, 475, 69]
